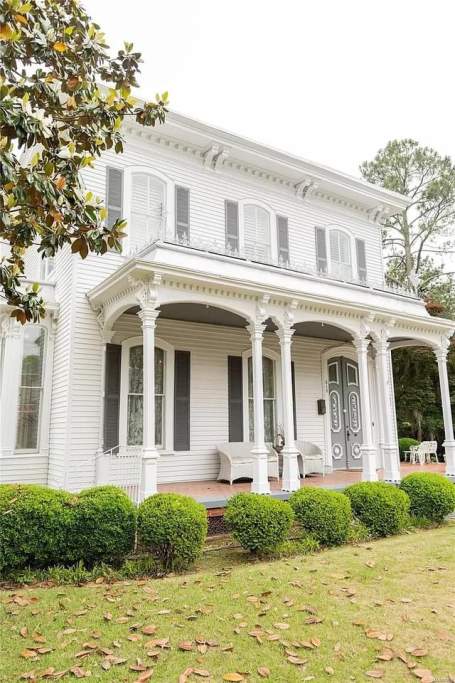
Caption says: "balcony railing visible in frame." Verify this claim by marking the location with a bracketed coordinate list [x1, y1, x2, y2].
[128, 229, 418, 300]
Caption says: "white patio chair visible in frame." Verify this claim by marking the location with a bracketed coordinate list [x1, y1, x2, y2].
[216, 442, 279, 485]
[406, 444, 420, 464]
[421, 440, 438, 463]
[295, 441, 325, 478]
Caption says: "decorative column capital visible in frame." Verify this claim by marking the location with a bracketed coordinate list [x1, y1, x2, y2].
[353, 335, 370, 355]
[138, 308, 160, 329]
[371, 329, 390, 356]
[434, 344, 449, 364]
[247, 320, 266, 340]
[276, 324, 295, 345]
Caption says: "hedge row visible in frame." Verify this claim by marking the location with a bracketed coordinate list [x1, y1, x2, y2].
[1, 473, 454, 575]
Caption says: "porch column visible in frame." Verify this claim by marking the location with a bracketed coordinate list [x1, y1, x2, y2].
[248, 320, 271, 494]
[354, 336, 378, 481]
[373, 336, 401, 483]
[0, 317, 22, 457]
[276, 324, 300, 491]
[138, 307, 160, 498]
[434, 344, 455, 478]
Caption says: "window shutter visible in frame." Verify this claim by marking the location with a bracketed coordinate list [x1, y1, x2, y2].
[315, 226, 328, 273]
[356, 238, 367, 283]
[175, 186, 190, 243]
[225, 200, 239, 254]
[104, 344, 121, 450]
[277, 215, 290, 265]
[106, 167, 123, 229]
[228, 356, 243, 441]
[291, 360, 297, 441]
[174, 350, 190, 450]
[244, 205, 271, 262]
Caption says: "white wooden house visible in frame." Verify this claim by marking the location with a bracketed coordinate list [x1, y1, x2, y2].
[1, 112, 454, 499]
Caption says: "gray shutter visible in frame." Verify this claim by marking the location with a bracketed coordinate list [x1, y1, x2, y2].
[174, 350, 190, 451]
[356, 238, 367, 283]
[103, 344, 121, 450]
[291, 360, 297, 441]
[225, 200, 239, 254]
[106, 167, 123, 229]
[277, 215, 290, 265]
[228, 356, 243, 441]
[315, 226, 328, 273]
[175, 186, 190, 242]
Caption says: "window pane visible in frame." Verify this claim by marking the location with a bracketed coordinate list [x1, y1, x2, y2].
[248, 398, 254, 442]
[262, 357, 275, 398]
[264, 400, 275, 443]
[127, 394, 143, 445]
[129, 345, 143, 393]
[155, 347, 164, 394]
[248, 356, 253, 397]
[155, 395, 163, 446]
[328, 362, 338, 383]
[16, 387, 41, 450]
[21, 327, 45, 387]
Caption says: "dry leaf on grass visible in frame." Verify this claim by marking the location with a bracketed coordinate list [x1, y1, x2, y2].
[365, 670, 384, 679]
[257, 666, 270, 678]
[223, 674, 245, 682]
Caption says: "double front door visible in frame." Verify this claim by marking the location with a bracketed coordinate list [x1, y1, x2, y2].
[328, 357, 363, 470]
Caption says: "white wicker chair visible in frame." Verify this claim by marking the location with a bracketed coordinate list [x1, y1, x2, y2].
[216, 442, 279, 485]
[295, 441, 325, 477]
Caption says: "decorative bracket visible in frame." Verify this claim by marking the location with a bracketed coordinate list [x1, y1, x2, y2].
[295, 177, 319, 200]
[203, 143, 230, 170]
[129, 273, 162, 310]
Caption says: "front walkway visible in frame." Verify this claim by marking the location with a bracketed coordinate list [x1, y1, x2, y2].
[158, 462, 445, 507]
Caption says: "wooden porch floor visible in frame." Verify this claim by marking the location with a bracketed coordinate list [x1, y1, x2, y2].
[157, 463, 446, 507]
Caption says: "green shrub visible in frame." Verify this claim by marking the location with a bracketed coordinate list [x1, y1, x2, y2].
[224, 493, 294, 554]
[0, 484, 76, 574]
[137, 493, 208, 571]
[398, 437, 419, 461]
[70, 486, 136, 567]
[289, 487, 352, 546]
[345, 482, 410, 536]
[400, 472, 455, 523]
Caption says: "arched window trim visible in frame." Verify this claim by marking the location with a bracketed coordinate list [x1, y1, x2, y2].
[326, 225, 358, 281]
[241, 346, 282, 443]
[15, 324, 47, 453]
[123, 165, 175, 253]
[119, 335, 174, 452]
[237, 198, 278, 263]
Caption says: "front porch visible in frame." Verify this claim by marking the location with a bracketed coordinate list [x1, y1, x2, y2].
[158, 462, 447, 507]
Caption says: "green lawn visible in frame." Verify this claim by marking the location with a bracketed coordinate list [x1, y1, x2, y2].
[1, 526, 454, 682]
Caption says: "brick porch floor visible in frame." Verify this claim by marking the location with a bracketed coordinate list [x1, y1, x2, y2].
[157, 462, 446, 507]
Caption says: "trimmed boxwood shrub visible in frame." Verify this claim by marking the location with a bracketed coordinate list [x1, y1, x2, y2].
[345, 481, 410, 536]
[289, 487, 352, 546]
[0, 484, 76, 574]
[224, 493, 294, 554]
[400, 472, 455, 523]
[137, 493, 208, 571]
[398, 437, 420, 461]
[69, 486, 136, 567]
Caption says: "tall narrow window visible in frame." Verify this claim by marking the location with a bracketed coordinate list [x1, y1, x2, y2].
[106, 167, 123, 228]
[277, 215, 290, 265]
[356, 238, 367, 283]
[126, 345, 165, 447]
[247, 355, 276, 443]
[244, 204, 271, 263]
[225, 200, 239, 254]
[175, 186, 190, 243]
[130, 173, 165, 252]
[16, 326, 45, 450]
[315, 226, 328, 273]
[40, 257, 55, 281]
[329, 229, 352, 280]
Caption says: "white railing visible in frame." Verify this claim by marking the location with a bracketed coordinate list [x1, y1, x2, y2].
[128, 228, 418, 300]
[95, 446, 142, 504]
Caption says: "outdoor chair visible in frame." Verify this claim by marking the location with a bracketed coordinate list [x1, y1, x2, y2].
[295, 440, 325, 478]
[216, 442, 279, 485]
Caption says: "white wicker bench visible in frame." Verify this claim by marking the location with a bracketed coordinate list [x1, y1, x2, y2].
[295, 441, 325, 477]
[217, 442, 279, 485]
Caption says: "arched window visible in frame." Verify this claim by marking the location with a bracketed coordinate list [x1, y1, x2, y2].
[329, 229, 352, 280]
[16, 326, 46, 450]
[247, 355, 276, 442]
[126, 344, 166, 448]
[244, 204, 271, 263]
[130, 172, 166, 253]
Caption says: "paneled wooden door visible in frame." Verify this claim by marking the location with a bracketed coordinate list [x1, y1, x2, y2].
[328, 357, 363, 470]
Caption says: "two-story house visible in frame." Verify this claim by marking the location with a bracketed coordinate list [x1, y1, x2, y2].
[1, 112, 454, 500]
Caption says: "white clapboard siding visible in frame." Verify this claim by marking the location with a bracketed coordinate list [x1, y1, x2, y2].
[1, 455, 49, 484]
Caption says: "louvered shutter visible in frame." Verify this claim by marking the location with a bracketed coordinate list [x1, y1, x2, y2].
[104, 344, 121, 450]
[175, 186, 190, 243]
[228, 356, 243, 441]
[291, 360, 297, 441]
[356, 238, 367, 283]
[244, 205, 271, 262]
[174, 350, 191, 451]
[225, 200, 239, 254]
[106, 167, 123, 229]
[277, 215, 290, 265]
[315, 226, 328, 273]
[130, 173, 165, 253]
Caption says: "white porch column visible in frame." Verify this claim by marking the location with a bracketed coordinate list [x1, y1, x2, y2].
[354, 336, 378, 481]
[138, 307, 160, 498]
[434, 344, 455, 478]
[276, 324, 300, 491]
[0, 317, 23, 457]
[373, 336, 401, 483]
[248, 320, 271, 494]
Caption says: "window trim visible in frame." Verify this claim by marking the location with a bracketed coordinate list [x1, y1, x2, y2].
[237, 198, 278, 264]
[15, 325, 47, 454]
[241, 347, 282, 443]
[40, 256, 55, 282]
[325, 225, 359, 282]
[119, 335, 175, 452]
